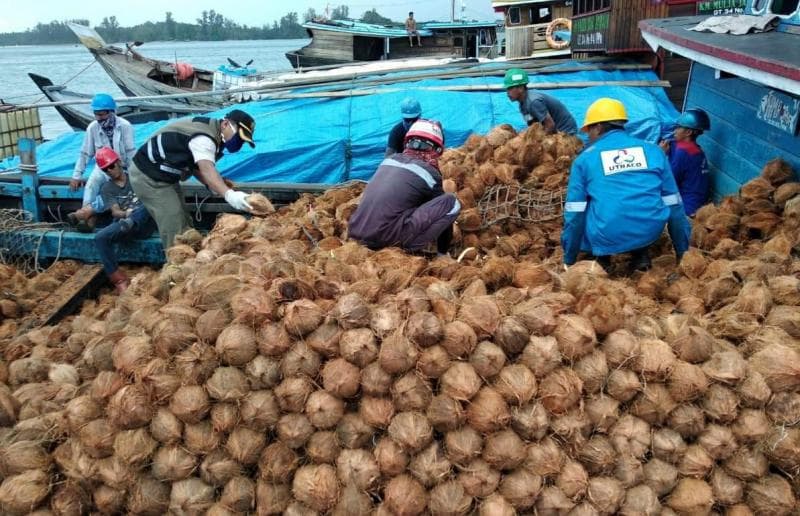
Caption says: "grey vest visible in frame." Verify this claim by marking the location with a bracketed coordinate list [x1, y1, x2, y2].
[133, 117, 222, 183]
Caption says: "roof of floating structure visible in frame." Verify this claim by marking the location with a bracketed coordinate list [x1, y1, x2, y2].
[1, 61, 680, 185]
[303, 19, 498, 38]
[639, 15, 800, 95]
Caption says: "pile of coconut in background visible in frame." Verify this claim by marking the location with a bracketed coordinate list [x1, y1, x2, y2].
[0, 123, 798, 515]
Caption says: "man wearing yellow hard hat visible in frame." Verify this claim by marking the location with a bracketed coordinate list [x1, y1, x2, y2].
[504, 68, 577, 135]
[561, 98, 691, 273]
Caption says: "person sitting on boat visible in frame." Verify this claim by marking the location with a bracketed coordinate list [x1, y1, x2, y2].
[406, 12, 422, 47]
[348, 119, 461, 257]
[504, 68, 577, 135]
[659, 108, 711, 217]
[386, 97, 422, 156]
[561, 98, 690, 273]
[67, 93, 135, 232]
[128, 109, 256, 251]
[93, 147, 156, 294]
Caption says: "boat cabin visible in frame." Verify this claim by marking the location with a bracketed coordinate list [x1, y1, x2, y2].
[286, 19, 499, 69]
[491, 0, 574, 58]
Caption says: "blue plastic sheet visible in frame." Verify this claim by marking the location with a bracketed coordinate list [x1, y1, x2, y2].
[1, 61, 679, 185]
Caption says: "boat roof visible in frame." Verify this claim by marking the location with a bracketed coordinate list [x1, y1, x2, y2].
[302, 19, 497, 38]
[492, 0, 560, 7]
[639, 15, 800, 95]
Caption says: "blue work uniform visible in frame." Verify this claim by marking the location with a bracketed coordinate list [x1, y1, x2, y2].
[520, 90, 577, 134]
[665, 139, 709, 216]
[561, 129, 691, 265]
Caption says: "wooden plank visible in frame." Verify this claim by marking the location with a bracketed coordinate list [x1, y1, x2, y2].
[16, 264, 104, 335]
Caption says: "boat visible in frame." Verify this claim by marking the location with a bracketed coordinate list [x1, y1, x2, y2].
[491, 0, 574, 58]
[28, 73, 202, 131]
[286, 18, 500, 69]
[639, 0, 800, 197]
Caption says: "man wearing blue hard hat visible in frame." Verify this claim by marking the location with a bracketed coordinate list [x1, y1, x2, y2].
[385, 97, 422, 156]
[659, 108, 711, 217]
[67, 93, 135, 231]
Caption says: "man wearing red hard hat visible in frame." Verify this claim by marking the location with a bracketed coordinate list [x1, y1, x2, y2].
[348, 118, 461, 257]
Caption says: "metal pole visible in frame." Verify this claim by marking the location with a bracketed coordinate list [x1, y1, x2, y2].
[18, 138, 41, 222]
[451, 0, 456, 22]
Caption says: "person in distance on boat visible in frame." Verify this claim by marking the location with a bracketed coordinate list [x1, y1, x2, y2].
[348, 119, 461, 257]
[561, 98, 690, 273]
[128, 109, 256, 251]
[406, 12, 422, 47]
[386, 97, 422, 156]
[67, 93, 135, 232]
[504, 68, 577, 135]
[659, 108, 711, 217]
[93, 147, 156, 294]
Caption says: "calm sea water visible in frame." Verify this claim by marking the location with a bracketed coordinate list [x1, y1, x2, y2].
[0, 39, 308, 139]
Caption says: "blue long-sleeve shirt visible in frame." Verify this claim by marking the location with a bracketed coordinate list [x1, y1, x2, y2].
[665, 139, 709, 216]
[561, 129, 690, 265]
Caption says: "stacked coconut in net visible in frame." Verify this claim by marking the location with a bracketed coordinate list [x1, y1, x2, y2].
[0, 122, 798, 515]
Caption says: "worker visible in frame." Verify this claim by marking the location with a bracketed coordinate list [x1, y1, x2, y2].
[386, 97, 422, 156]
[93, 147, 155, 293]
[68, 93, 135, 232]
[128, 109, 256, 251]
[406, 12, 422, 47]
[504, 68, 577, 135]
[659, 108, 711, 217]
[561, 98, 690, 273]
[348, 119, 460, 256]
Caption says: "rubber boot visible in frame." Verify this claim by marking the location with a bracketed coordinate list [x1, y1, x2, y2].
[108, 270, 129, 294]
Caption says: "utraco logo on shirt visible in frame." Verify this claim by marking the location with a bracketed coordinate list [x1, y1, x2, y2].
[600, 147, 648, 175]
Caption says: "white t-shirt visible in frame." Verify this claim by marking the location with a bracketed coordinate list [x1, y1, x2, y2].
[188, 135, 218, 163]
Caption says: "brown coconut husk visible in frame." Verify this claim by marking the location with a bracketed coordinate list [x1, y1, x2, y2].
[225, 426, 265, 465]
[255, 481, 291, 515]
[277, 413, 314, 448]
[668, 403, 707, 438]
[765, 305, 800, 338]
[360, 361, 392, 397]
[281, 341, 322, 378]
[199, 450, 241, 487]
[274, 377, 314, 414]
[303, 431, 339, 466]
[150, 407, 183, 444]
[238, 390, 279, 432]
[609, 415, 651, 458]
[444, 427, 482, 467]
[470, 341, 506, 379]
[702, 384, 739, 423]
[338, 328, 376, 367]
[669, 325, 714, 363]
[761, 157, 794, 186]
[552, 460, 587, 501]
[677, 444, 715, 479]
[466, 386, 511, 433]
[425, 394, 464, 432]
[458, 459, 501, 498]
[578, 435, 616, 475]
[219, 476, 255, 513]
[384, 474, 428, 516]
[766, 391, 800, 426]
[206, 366, 250, 401]
[440, 362, 482, 401]
[574, 350, 608, 394]
[417, 345, 452, 378]
[698, 423, 739, 461]
[668, 360, 709, 402]
[711, 468, 744, 506]
[332, 292, 371, 329]
[259, 442, 300, 483]
[585, 476, 624, 514]
[306, 390, 345, 430]
[630, 384, 676, 426]
[534, 486, 575, 515]
[615, 454, 645, 489]
[441, 321, 478, 358]
[215, 324, 257, 366]
[113, 427, 157, 466]
[479, 494, 515, 516]
[649, 427, 686, 465]
[78, 418, 116, 458]
[169, 477, 215, 514]
[0, 440, 50, 478]
[730, 409, 770, 446]
[374, 436, 409, 476]
[151, 444, 197, 481]
[405, 311, 444, 348]
[738, 368, 772, 408]
[388, 411, 432, 453]
[333, 483, 373, 516]
[494, 364, 537, 405]
[256, 322, 292, 357]
[429, 480, 472, 516]
[724, 446, 768, 481]
[642, 458, 678, 498]
[702, 350, 747, 386]
[511, 402, 549, 441]
[89, 370, 125, 401]
[493, 316, 529, 356]
[172, 342, 217, 386]
[511, 301, 557, 335]
[479, 430, 525, 472]
[336, 448, 379, 490]
[319, 358, 360, 399]
[584, 395, 619, 434]
[110, 335, 152, 376]
[768, 275, 800, 305]
[169, 384, 210, 423]
[524, 436, 565, 478]
[409, 442, 451, 487]
[245, 355, 281, 390]
[92, 484, 125, 514]
[552, 314, 597, 361]
[539, 368, 583, 414]
[64, 394, 102, 433]
[183, 420, 221, 455]
[635, 338, 676, 380]
[291, 465, 340, 512]
[379, 329, 419, 375]
[0, 470, 50, 515]
[746, 474, 797, 516]
[283, 299, 324, 337]
[605, 369, 641, 402]
[498, 468, 542, 510]
[392, 371, 432, 412]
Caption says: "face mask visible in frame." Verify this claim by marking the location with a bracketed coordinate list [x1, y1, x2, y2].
[99, 113, 116, 136]
[402, 119, 416, 131]
[224, 132, 244, 153]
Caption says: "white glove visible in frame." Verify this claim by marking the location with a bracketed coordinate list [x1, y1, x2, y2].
[224, 190, 252, 212]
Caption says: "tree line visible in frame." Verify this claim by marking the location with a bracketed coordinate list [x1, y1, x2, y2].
[0, 8, 398, 46]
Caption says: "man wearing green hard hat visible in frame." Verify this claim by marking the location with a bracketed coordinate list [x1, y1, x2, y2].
[504, 68, 577, 135]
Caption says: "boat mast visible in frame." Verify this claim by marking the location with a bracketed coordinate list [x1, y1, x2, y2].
[451, 0, 455, 22]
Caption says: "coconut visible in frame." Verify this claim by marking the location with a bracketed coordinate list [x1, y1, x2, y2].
[255, 481, 291, 515]
[374, 436, 409, 476]
[379, 330, 419, 374]
[651, 428, 687, 464]
[95, 455, 134, 490]
[384, 474, 428, 516]
[702, 384, 739, 423]
[426, 394, 464, 432]
[0, 440, 50, 478]
[169, 384, 210, 423]
[275, 376, 314, 413]
[429, 480, 472, 516]
[711, 468, 744, 506]
[110, 335, 152, 376]
[441, 362, 482, 401]
[51, 482, 88, 516]
[458, 458, 501, 498]
[48, 362, 79, 385]
[0, 470, 49, 515]
[555, 459, 589, 500]
[223, 426, 265, 465]
[498, 468, 542, 510]
[259, 442, 300, 483]
[256, 322, 292, 357]
[619, 484, 660, 516]
[195, 309, 231, 343]
[458, 296, 501, 339]
[746, 474, 797, 516]
[466, 386, 511, 433]
[524, 436, 565, 478]
[219, 476, 255, 513]
[238, 390, 279, 432]
[245, 355, 281, 390]
[169, 477, 215, 514]
[212, 402, 243, 435]
[479, 494, 515, 516]
[668, 404, 707, 438]
[333, 483, 373, 516]
[442, 321, 478, 358]
[584, 394, 621, 435]
[477, 430, 525, 472]
[406, 311, 444, 347]
[277, 413, 314, 448]
[64, 394, 102, 433]
[729, 409, 770, 446]
[336, 448, 379, 491]
[578, 435, 616, 475]
[336, 413, 375, 449]
[113, 427, 157, 465]
[678, 444, 715, 478]
[511, 401, 549, 440]
[520, 336, 561, 377]
[635, 338, 676, 380]
[388, 411, 432, 453]
[417, 345, 452, 378]
[749, 343, 800, 392]
[371, 304, 402, 340]
[631, 384, 676, 426]
[92, 484, 125, 514]
[574, 350, 608, 394]
[283, 299, 324, 337]
[550, 409, 591, 451]
[90, 370, 125, 401]
[303, 390, 344, 430]
[409, 442, 451, 487]
[586, 476, 624, 515]
[493, 364, 537, 406]
[229, 286, 274, 325]
[320, 358, 360, 399]
[724, 446, 768, 481]
[767, 391, 800, 426]
[539, 368, 583, 414]
[552, 314, 597, 361]
[152, 444, 197, 481]
[668, 360, 709, 402]
[605, 369, 642, 402]
[78, 418, 115, 458]
[338, 328, 376, 367]
[206, 366, 250, 402]
[443, 426, 482, 467]
[492, 317, 529, 356]
[361, 361, 393, 396]
[392, 372, 432, 411]
[669, 325, 714, 363]
[643, 458, 678, 497]
[469, 341, 506, 378]
[333, 293, 371, 329]
[609, 415, 651, 458]
[768, 275, 800, 305]
[214, 324, 257, 366]
[281, 341, 322, 378]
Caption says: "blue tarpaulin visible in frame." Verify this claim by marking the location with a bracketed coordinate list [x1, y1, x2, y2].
[1, 61, 680, 185]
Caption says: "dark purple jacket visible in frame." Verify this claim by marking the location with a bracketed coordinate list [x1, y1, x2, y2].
[348, 153, 444, 248]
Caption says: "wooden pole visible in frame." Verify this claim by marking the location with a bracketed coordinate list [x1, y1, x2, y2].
[17, 138, 41, 222]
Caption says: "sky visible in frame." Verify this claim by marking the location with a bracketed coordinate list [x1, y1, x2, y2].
[0, 0, 501, 33]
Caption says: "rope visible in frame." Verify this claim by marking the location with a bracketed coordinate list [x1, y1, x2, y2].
[194, 193, 211, 222]
[31, 60, 98, 107]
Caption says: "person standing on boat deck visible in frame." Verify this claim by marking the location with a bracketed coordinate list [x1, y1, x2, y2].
[386, 97, 422, 156]
[504, 68, 577, 135]
[348, 119, 461, 257]
[67, 93, 135, 232]
[128, 109, 256, 251]
[93, 147, 156, 294]
[659, 108, 711, 217]
[561, 98, 690, 273]
[406, 12, 422, 47]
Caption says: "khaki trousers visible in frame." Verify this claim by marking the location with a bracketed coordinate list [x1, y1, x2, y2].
[128, 163, 192, 251]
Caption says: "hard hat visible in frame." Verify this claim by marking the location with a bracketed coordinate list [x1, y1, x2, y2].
[405, 118, 444, 148]
[96, 146, 120, 170]
[503, 68, 529, 89]
[400, 97, 422, 119]
[676, 108, 710, 131]
[581, 98, 628, 131]
[90, 93, 117, 112]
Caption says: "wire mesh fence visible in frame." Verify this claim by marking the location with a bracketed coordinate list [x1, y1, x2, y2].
[0, 209, 67, 275]
[477, 184, 566, 228]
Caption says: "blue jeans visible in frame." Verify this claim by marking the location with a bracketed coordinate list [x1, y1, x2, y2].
[95, 206, 155, 274]
[83, 166, 110, 212]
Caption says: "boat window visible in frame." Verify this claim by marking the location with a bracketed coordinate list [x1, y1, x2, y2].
[533, 6, 553, 23]
[573, 0, 611, 15]
[508, 7, 522, 24]
[771, 0, 799, 14]
[751, 0, 769, 11]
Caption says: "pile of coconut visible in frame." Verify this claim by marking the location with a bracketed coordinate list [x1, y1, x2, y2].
[0, 122, 799, 515]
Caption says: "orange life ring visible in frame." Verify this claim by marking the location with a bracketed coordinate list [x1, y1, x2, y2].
[545, 18, 571, 50]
